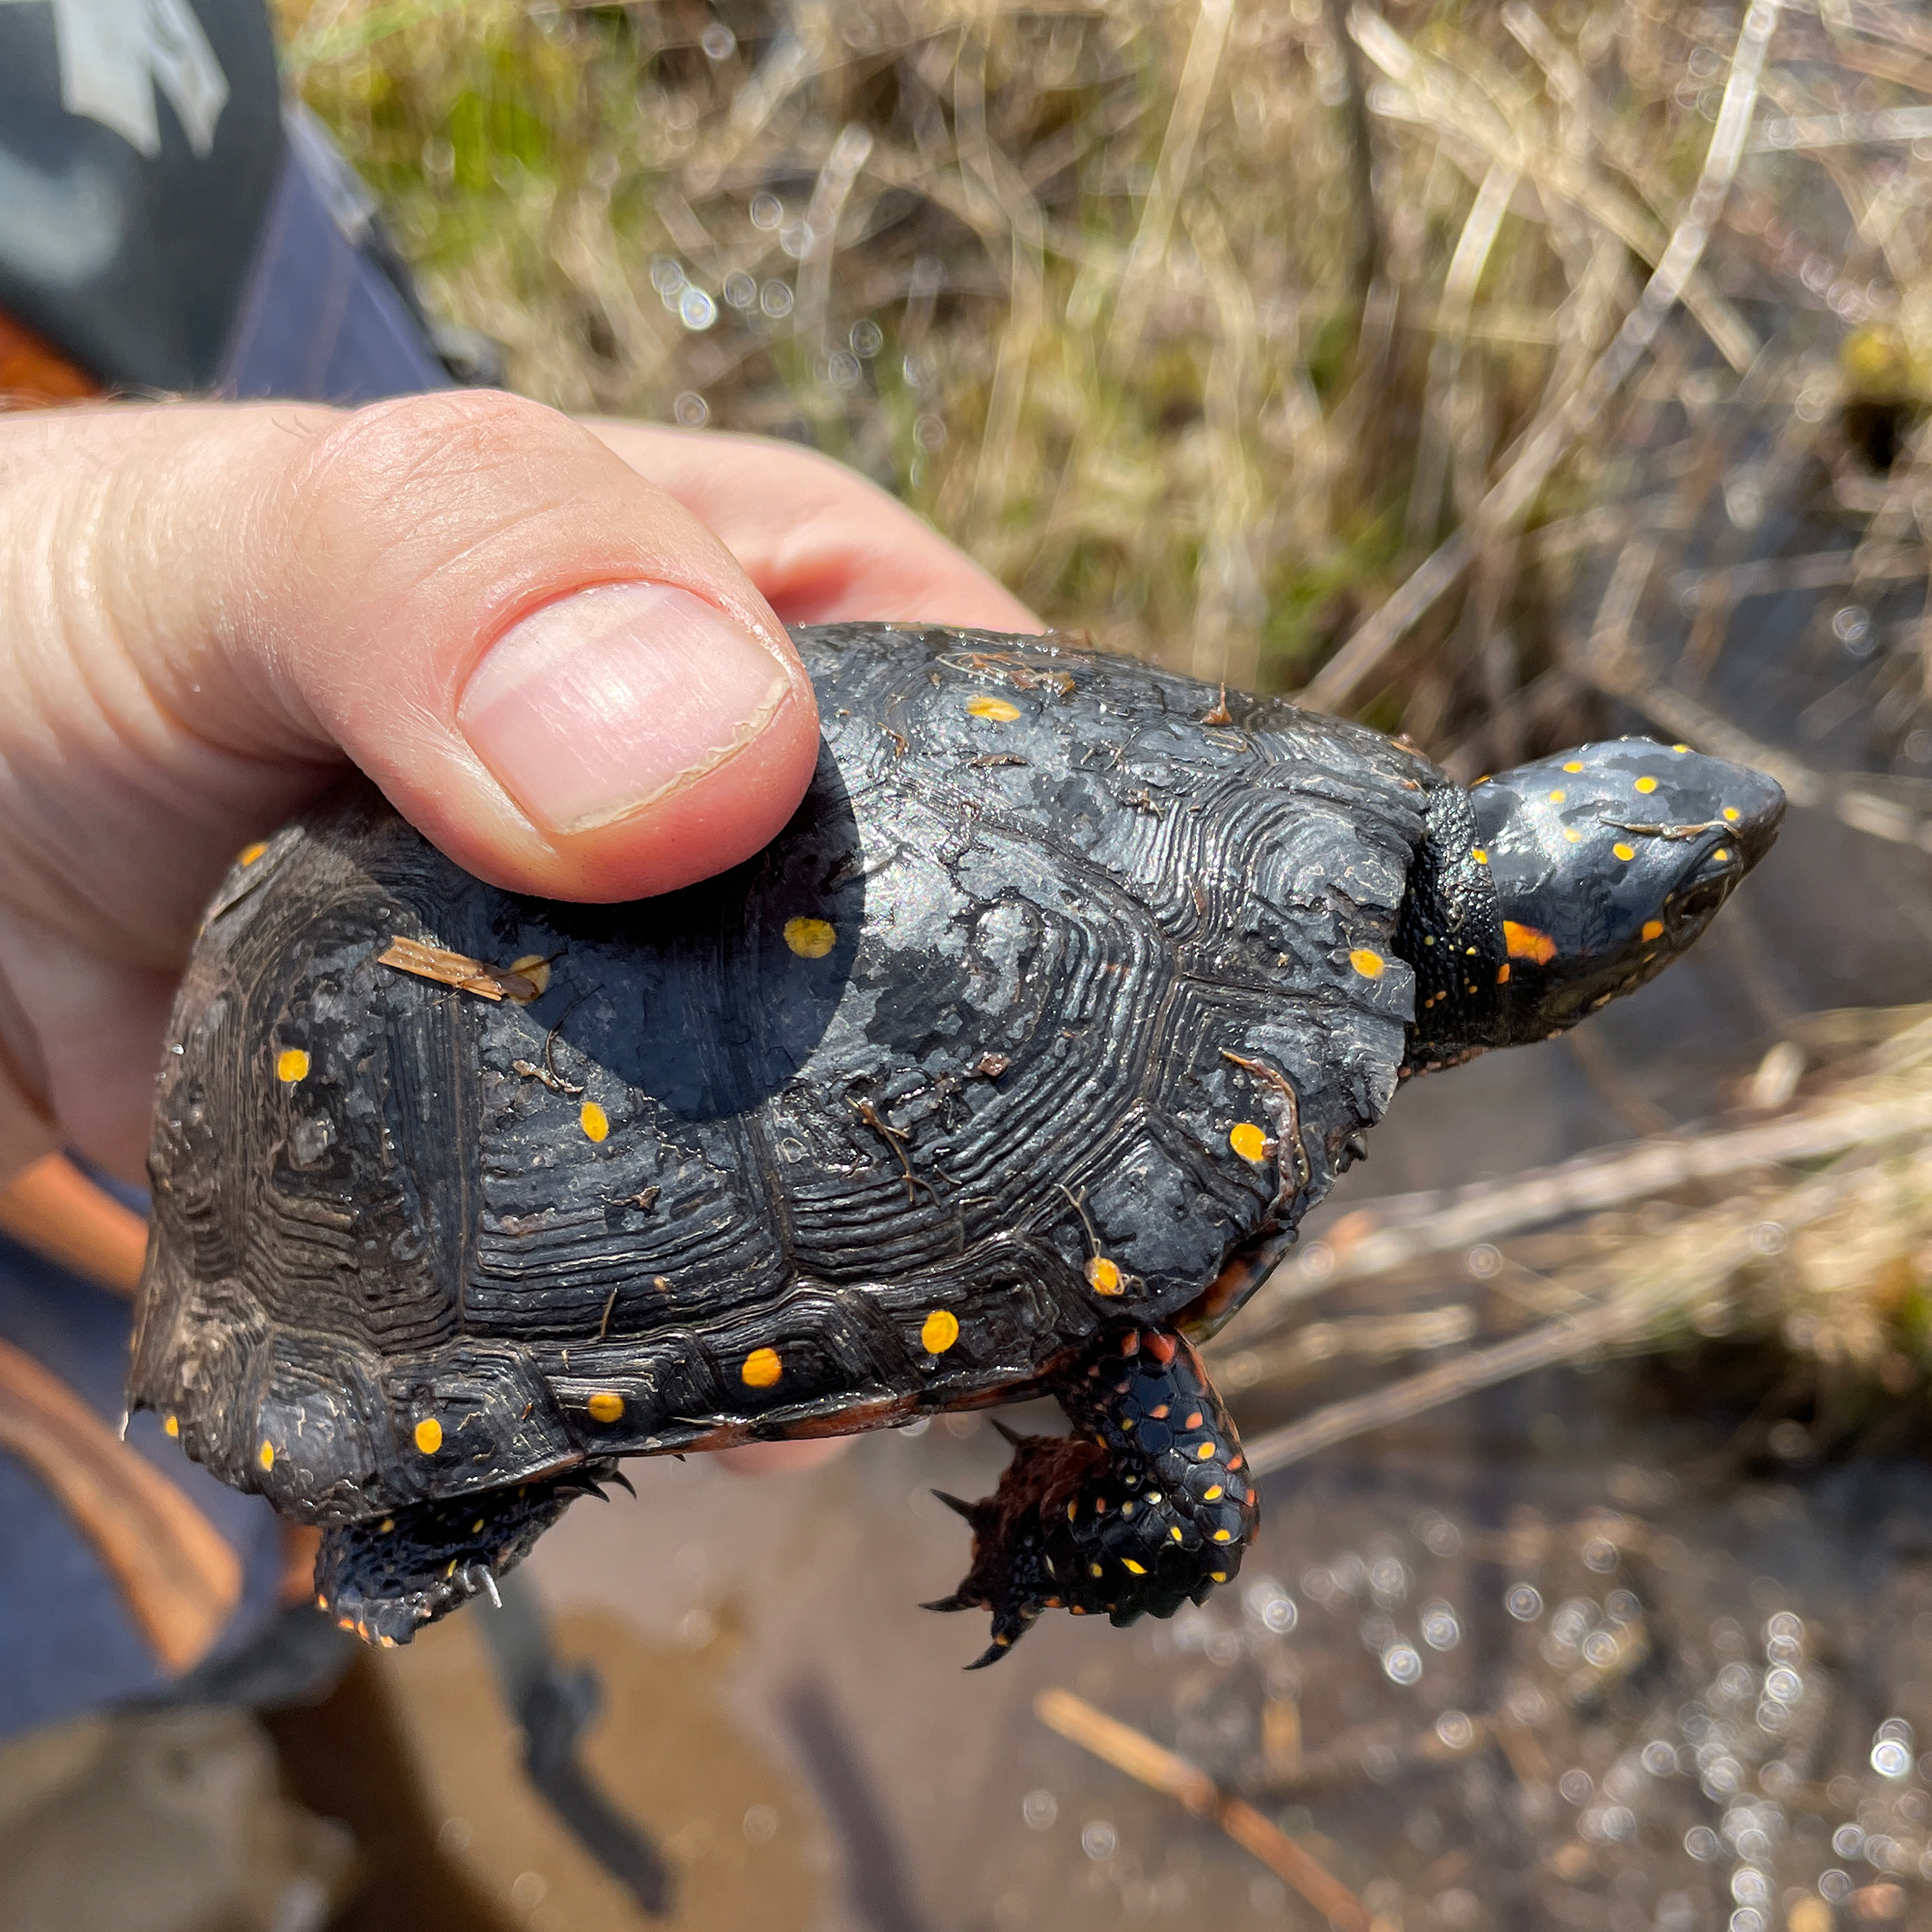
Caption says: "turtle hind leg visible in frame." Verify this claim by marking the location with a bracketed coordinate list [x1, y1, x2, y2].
[316, 1459, 619, 1646]
[928, 1327, 1259, 1667]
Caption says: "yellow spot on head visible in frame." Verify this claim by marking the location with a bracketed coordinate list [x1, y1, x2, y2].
[163, 1414, 179, 1437]
[413, 1416, 442, 1455]
[1229, 1122, 1268, 1163]
[580, 1101, 610, 1142]
[921, 1308, 960, 1354]
[1723, 806, 1741, 822]
[1472, 848, 1489, 865]
[1547, 790, 1566, 804]
[1349, 949, 1385, 980]
[1085, 1257, 1122, 1295]
[1122, 1558, 1147, 1575]
[967, 694, 1021, 723]
[1210, 1571, 1228, 1583]
[257, 1438, 274, 1471]
[1673, 744, 1690, 753]
[783, 916, 836, 959]
[1563, 760, 1584, 773]
[1634, 776, 1658, 794]
[742, 1346, 782, 1389]
[1196, 1441, 1216, 1461]
[276, 1048, 309, 1083]
[587, 1390, 625, 1424]
[379, 1520, 394, 1534]
[1612, 842, 1636, 863]
[1091, 1563, 1104, 1577]
[1212, 1528, 1234, 1542]
[1503, 921, 1557, 965]
[238, 840, 268, 866]
[471, 1520, 484, 1533]
[1641, 919, 1664, 942]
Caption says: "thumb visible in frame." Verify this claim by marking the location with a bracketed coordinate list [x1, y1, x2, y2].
[4, 390, 820, 919]
[0, 392, 820, 1177]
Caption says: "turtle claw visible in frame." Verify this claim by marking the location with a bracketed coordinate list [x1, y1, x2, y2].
[931, 1490, 977, 1520]
[989, 1419, 1029, 1448]
[921, 1594, 969, 1613]
[607, 1468, 638, 1498]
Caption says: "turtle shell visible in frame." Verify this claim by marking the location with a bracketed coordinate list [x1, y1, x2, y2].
[129, 625, 1443, 1524]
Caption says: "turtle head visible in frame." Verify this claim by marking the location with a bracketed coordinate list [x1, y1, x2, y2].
[1399, 738, 1783, 1069]
[1474, 737, 1784, 1039]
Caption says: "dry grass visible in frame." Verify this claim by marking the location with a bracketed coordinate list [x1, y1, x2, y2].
[275, 0, 1932, 739]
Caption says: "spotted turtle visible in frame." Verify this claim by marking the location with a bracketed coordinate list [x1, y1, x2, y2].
[128, 626, 1784, 1663]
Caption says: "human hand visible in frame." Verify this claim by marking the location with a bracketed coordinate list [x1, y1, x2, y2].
[0, 391, 1038, 1187]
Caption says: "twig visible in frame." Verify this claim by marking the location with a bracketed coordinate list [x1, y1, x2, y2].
[1244, 1083, 1932, 1309]
[1034, 1689, 1375, 1932]
[1303, 0, 1783, 712]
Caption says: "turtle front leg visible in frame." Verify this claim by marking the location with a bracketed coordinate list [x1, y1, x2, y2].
[927, 1326, 1258, 1667]
[315, 1460, 622, 1645]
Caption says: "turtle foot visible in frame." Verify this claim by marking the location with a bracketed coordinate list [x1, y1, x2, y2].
[316, 1460, 618, 1645]
[930, 1326, 1258, 1667]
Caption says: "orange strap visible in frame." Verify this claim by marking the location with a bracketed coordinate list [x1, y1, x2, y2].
[0, 1335, 241, 1673]
[0, 1151, 148, 1296]
[0, 311, 98, 405]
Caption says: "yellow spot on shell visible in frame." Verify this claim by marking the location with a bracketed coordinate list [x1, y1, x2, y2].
[1641, 919, 1664, 942]
[1504, 921, 1557, 964]
[783, 916, 836, 958]
[1204, 1485, 1223, 1500]
[379, 1520, 394, 1534]
[1169, 1525, 1183, 1542]
[580, 1101, 610, 1142]
[1196, 1441, 1216, 1460]
[1612, 842, 1636, 863]
[967, 694, 1021, 723]
[1122, 1558, 1147, 1575]
[1210, 1571, 1228, 1582]
[1229, 1122, 1269, 1163]
[1212, 1528, 1234, 1542]
[1085, 1257, 1122, 1295]
[1091, 1563, 1104, 1577]
[742, 1347, 782, 1389]
[163, 1414, 179, 1437]
[587, 1390, 625, 1424]
[276, 1048, 309, 1083]
[1713, 847, 1731, 863]
[413, 1416, 442, 1455]
[1563, 828, 1582, 844]
[921, 1309, 960, 1354]
[1496, 964, 1510, 984]
[1350, 949, 1385, 980]
[257, 1438, 274, 1471]
[1563, 760, 1584, 773]
[1634, 776, 1658, 794]
[1472, 848, 1489, 865]
[1723, 806, 1741, 822]
[1674, 744, 1690, 753]
[1547, 790, 1566, 804]
[238, 840, 268, 866]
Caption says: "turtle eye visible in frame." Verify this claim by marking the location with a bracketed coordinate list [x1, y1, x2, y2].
[1672, 876, 1728, 925]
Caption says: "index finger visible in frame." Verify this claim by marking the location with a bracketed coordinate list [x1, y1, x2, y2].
[582, 421, 1042, 633]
